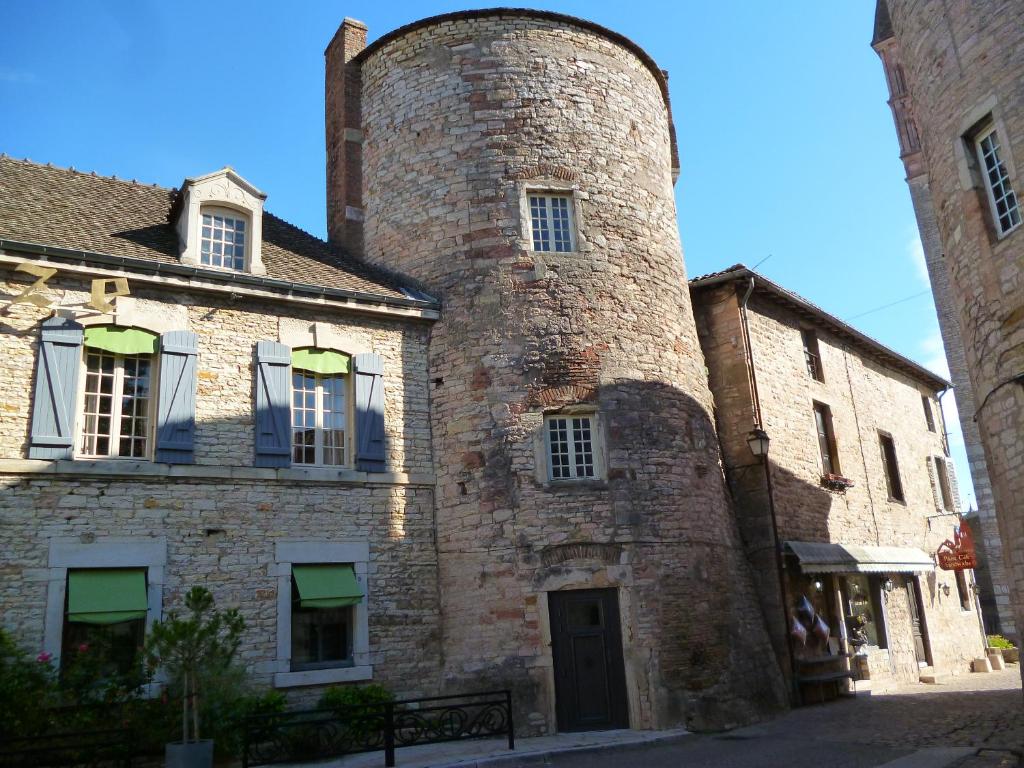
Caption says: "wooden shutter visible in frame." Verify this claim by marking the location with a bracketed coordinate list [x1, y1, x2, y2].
[255, 341, 291, 468]
[29, 316, 84, 459]
[155, 330, 198, 464]
[354, 352, 386, 473]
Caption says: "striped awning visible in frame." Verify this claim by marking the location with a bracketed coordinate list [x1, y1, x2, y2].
[786, 541, 934, 574]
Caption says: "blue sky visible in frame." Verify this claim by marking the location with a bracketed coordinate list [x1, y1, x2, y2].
[0, 1, 975, 507]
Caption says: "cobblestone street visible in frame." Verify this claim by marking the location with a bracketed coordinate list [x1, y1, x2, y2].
[544, 667, 1023, 768]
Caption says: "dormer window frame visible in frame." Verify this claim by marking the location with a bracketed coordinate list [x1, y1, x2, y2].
[199, 205, 250, 272]
[175, 167, 267, 275]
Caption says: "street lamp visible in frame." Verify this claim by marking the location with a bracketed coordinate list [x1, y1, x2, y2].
[747, 427, 771, 457]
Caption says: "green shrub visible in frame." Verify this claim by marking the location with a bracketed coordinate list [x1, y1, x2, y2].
[318, 684, 393, 747]
[0, 629, 57, 738]
[987, 634, 1016, 649]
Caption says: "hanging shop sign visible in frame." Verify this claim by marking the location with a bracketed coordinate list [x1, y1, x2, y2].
[7, 262, 129, 315]
[936, 519, 977, 571]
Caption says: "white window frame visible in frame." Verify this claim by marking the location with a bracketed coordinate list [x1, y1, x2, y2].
[974, 125, 1022, 237]
[75, 348, 157, 461]
[199, 205, 250, 271]
[528, 193, 576, 253]
[273, 541, 371, 688]
[43, 537, 166, 695]
[543, 412, 603, 482]
[290, 368, 353, 468]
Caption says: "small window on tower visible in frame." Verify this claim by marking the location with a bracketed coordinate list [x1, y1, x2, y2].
[529, 194, 575, 253]
[974, 125, 1021, 236]
[545, 412, 599, 481]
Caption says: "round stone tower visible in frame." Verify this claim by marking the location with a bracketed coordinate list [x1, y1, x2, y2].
[326, 10, 786, 731]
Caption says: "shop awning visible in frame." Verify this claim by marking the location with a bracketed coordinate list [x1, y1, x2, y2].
[291, 348, 350, 375]
[83, 326, 158, 355]
[67, 569, 148, 624]
[786, 541, 934, 574]
[293, 564, 363, 609]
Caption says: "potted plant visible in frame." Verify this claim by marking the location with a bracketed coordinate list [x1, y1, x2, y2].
[987, 634, 1019, 664]
[145, 587, 244, 768]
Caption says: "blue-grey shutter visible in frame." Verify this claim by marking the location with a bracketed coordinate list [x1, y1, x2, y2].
[29, 316, 84, 460]
[155, 331, 198, 464]
[255, 341, 291, 468]
[354, 352, 386, 473]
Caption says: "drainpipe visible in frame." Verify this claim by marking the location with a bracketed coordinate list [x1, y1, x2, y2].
[739, 276, 799, 705]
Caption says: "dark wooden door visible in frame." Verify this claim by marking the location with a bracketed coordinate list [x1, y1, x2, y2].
[905, 579, 929, 665]
[549, 589, 629, 732]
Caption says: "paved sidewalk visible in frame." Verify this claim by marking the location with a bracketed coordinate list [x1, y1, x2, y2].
[275, 727, 691, 768]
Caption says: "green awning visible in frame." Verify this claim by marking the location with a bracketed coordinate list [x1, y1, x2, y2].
[67, 569, 148, 624]
[291, 348, 350, 375]
[83, 326, 158, 355]
[293, 564, 363, 609]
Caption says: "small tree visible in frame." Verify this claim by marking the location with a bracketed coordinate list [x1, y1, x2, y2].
[145, 587, 244, 744]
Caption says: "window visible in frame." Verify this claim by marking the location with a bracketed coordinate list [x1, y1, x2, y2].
[801, 329, 824, 382]
[200, 209, 247, 270]
[63, 568, 148, 677]
[879, 432, 904, 502]
[954, 570, 973, 612]
[292, 369, 348, 467]
[290, 567, 355, 671]
[842, 574, 888, 649]
[78, 330, 156, 459]
[529, 194, 574, 252]
[922, 394, 935, 432]
[812, 402, 840, 476]
[546, 414, 595, 480]
[274, 542, 370, 688]
[934, 456, 954, 511]
[975, 126, 1021, 236]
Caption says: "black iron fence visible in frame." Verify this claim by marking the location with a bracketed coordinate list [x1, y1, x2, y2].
[0, 727, 135, 768]
[242, 690, 514, 768]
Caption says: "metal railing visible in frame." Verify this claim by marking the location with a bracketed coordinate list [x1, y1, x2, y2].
[242, 690, 514, 768]
[0, 727, 134, 768]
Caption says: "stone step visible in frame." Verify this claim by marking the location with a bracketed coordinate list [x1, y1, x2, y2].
[919, 667, 950, 684]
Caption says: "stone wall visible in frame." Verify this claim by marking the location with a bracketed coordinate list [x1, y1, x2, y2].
[883, 0, 1024, 663]
[0, 265, 442, 698]
[693, 282, 987, 686]
[341, 11, 787, 732]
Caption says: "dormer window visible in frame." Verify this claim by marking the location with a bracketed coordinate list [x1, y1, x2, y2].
[174, 167, 267, 275]
[200, 209, 247, 270]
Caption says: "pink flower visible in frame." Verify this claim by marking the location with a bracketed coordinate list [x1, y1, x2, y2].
[36, 651, 53, 663]
[77, 643, 89, 653]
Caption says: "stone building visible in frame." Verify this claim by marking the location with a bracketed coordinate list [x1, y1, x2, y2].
[691, 266, 988, 696]
[870, 0, 1016, 641]
[0, 9, 789, 736]
[325, 10, 786, 731]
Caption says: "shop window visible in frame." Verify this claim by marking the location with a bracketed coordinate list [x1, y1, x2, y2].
[812, 402, 840, 476]
[842, 574, 888, 649]
[62, 569, 148, 677]
[801, 329, 824, 382]
[954, 570, 973, 612]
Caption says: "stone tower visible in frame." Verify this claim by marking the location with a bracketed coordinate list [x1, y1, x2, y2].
[326, 10, 786, 731]
[871, 0, 1015, 640]
[871, 0, 1024, 652]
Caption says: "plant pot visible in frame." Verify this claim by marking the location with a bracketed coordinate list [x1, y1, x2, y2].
[1002, 647, 1019, 664]
[166, 739, 214, 768]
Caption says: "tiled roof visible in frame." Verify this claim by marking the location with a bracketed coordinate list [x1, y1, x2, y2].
[0, 156, 423, 303]
[689, 263, 951, 390]
[871, 0, 895, 46]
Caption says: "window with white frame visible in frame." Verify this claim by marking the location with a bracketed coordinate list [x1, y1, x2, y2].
[546, 413, 596, 480]
[200, 208, 248, 270]
[291, 369, 348, 466]
[529, 194, 575, 252]
[975, 126, 1021, 235]
[79, 347, 154, 459]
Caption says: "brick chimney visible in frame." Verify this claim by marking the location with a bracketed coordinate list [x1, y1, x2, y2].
[325, 18, 367, 257]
